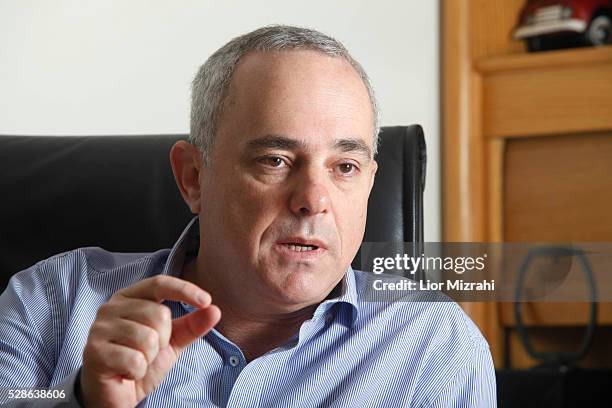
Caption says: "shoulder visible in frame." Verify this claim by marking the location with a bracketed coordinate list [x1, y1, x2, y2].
[352, 269, 487, 350]
[7, 247, 170, 302]
[37, 247, 167, 273]
[351, 269, 496, 405]
[0, 248, 174, 388]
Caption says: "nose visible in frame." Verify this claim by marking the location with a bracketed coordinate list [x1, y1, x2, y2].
[289, 167, 330, 216]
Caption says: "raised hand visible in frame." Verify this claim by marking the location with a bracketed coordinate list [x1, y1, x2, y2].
[80, 275, 221, 407]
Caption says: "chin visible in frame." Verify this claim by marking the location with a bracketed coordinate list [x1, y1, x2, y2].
[267, 271, 334, 306]
[274, 290, 326, 309]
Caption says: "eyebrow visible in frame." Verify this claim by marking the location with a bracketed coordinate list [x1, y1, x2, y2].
[333, 138, 373, 159]
[245, 135, 303, 151]
[246, 135, 373, 159]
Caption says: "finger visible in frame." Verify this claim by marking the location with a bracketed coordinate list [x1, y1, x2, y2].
[171, 305, 221, 351]
[102, 319, 161, 364]
[98, 300, 172, 348]
[84, 341, 148, 381]
[117, 275, 211, 308]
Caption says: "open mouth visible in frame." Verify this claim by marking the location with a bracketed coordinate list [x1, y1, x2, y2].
[283, 243, 319, 252]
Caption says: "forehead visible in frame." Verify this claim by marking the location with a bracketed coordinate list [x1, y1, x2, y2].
[228, 49, 371, 109]
[216, 50, 375, 153]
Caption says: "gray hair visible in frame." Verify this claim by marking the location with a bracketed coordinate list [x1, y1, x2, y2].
[190, 25, 379, 163]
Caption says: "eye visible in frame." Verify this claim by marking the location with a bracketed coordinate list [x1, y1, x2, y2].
[257, 156, 288, 169]
[336, 162, 359, 176]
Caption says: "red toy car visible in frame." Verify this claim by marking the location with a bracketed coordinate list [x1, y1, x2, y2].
[514, 0, 612, 51]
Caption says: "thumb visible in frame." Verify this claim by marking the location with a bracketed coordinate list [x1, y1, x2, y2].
[170, 305, 221, 351]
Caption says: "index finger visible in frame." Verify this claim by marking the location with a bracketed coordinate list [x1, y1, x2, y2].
[117, 275, 211, 308]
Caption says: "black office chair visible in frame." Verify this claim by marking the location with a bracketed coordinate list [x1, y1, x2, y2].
[0, 125, 426, 290]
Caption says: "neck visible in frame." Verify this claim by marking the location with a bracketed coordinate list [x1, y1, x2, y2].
[216, 301, 318, 361]
[181, 258, 320, 361]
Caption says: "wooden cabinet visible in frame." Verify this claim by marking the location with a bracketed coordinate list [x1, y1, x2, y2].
[442, 0, 612, 368]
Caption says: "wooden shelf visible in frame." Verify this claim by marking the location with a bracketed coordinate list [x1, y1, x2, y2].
[476, 46, 612, 73]
[477, 46, 612, 139]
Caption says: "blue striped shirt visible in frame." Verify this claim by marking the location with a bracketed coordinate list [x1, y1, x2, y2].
[0, 218, 496, 407]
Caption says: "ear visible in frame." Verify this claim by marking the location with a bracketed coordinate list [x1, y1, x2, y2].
[170, 141, 203, 214]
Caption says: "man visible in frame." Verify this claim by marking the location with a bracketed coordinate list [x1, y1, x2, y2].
[0, 26, 496, 407]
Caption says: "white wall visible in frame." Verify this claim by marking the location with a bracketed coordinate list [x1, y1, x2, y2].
[0, 0, 441, 241]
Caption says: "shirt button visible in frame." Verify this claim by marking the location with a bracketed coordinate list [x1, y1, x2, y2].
[229, 356, 240, 367]
[325, 313, 333, 323]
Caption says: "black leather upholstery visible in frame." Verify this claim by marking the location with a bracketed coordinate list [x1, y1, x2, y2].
[0, 125, 426, 290]
[365, 126, 426, 244]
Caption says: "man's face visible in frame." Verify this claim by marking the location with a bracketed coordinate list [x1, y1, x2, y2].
[198, 50, 377, 310]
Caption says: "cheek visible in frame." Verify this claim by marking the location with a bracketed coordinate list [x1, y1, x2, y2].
[336, 192, 369, 253]
[221, 176, 284, 247]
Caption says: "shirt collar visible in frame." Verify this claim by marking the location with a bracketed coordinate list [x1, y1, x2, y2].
[161, 216, 200, 279]
[164, 216, 359, 327]
[312, 266, 359, 326]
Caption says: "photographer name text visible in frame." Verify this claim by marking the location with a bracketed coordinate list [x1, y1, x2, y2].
[373, 279, 495, 291]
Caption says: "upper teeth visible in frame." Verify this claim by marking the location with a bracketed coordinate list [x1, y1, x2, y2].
[287, 244, 316, 252]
